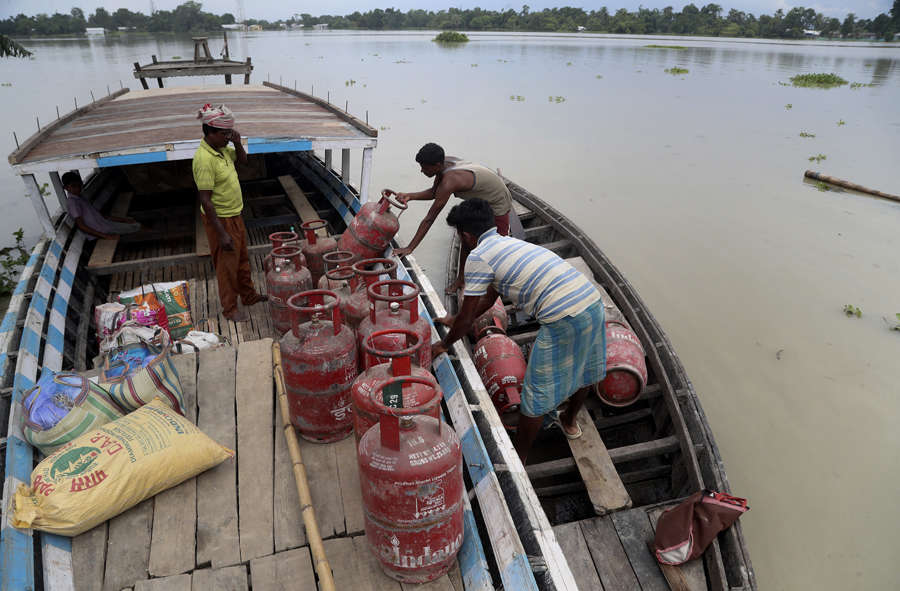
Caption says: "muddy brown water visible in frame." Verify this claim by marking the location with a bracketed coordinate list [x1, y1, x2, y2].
[1, 31, 898, 590]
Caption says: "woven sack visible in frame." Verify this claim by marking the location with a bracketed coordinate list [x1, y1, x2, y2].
[12, 398, 233, 537]
[98, 329, 184, 415]
[21, 372, 125, 457]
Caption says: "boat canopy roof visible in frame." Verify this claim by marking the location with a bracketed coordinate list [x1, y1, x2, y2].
[8, 83, 377, 174]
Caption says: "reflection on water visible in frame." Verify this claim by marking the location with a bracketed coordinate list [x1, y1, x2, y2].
[2, 32, 899, 591]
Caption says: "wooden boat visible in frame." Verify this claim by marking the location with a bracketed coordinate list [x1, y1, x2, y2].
[0, 82, 507, 591]
[0, 78, 753, 591]
[410, 179, 758, 591]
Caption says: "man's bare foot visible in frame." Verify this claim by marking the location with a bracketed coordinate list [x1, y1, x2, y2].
[224, 310, 249, 322]
[444, 279, 464, 295]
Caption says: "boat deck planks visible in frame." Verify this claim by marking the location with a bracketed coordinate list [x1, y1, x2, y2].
[551, 522, 605, 590]
[103, 498, 153, 591]
[72, 523, 107, 591]
[148, 353, 198, 577]
[297, 436, 346, 539]
[133, 574, 191, 591]
[189, 565, 248, 590]
[236, 339, 275, 563]
[580, 516, 641, 590]
[335, 434, 366, 535]
[566, 406, 632, 515]
[87, 191, 133, 268]
[249, 547, 318, 591]
[610, 508, 670, 591]
[196, 346, 241, 569]
[278, 174, 328, 235]
[273, 396, 307, 552]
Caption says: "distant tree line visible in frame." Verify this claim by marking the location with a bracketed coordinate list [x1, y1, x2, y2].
[0, 2, 233, 35]
[2, 1, 899, 41]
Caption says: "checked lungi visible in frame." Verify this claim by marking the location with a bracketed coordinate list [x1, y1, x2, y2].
[520, 299, 606, 417]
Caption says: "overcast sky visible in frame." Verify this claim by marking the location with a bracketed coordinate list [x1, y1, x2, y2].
[0, 0, 892, 21]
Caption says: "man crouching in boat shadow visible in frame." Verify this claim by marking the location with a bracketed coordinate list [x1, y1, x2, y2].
[432, 198, 606, 462]
[385, 142, 513, 294]
[193, 103, 267, 323]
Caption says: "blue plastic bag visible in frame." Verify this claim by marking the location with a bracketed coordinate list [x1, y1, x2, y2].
[24, 372, 92, 430]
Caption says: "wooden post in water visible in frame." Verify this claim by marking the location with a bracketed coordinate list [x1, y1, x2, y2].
[151, 54, 163, 87]
[134, 62, 149, 89]
[804, 170, 900, 204]
[272, 343, 337, 591]
[244, 57, 251, 84]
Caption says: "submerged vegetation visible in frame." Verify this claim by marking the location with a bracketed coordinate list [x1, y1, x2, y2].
[843, 304, 862, 318]
[837, 119, 846, 126]
[549, 95, 567, 103]
[789, 73, 848, 88]
[850, 82, 874, 89]
[510, 95, 525, 101]
[0, 229, 29, 296]
[815, 181, 831, 191]
[665, 66, 689, 75]
[785, 103, 793, 110]
[799, 131, 815, 138]
[433, 31, 469, 43]
[808, 153, 827, 163]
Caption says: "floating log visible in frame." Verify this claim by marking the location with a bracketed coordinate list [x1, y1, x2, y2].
[804, 170, 900, 204]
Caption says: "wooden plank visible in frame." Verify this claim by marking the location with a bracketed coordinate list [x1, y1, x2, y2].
[196, 347, 241, 568]
[236, 339, 275, 562]
[273, 396, 307, 551]
[401, 578, 456, 591]
[526, 436, 681, 479]
[580, 516, 641, 591]
[148, 353, 198, 577]
[297, 437, 346, 539]
[87, 192, 134, 268]
[190, 566, 248, 591]
[195, 200, 210, 257]
[610, 509, 669, 591]
[133, 574, 192, 591]
[567, 407, 631, 515]
[325, 536, 400, 591]
[8, 87, 129, 164]
[249, 548, 318, 591]
[103, 498, 153, 591]
[277, 175, 327, 234]
[335, 434, 365, 535]
[263, 82, 378, 137]
[72, 523, 107, 591]
[647, 507, 708, 591]
[551, 522, 604, 590]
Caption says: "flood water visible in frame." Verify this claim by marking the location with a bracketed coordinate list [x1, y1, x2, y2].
[2, 31, 899, 590]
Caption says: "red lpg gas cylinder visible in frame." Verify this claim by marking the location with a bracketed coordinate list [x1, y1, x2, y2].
[359, 376, 463, 583]
[357, 280, 431, 371]
[318, 250, 357, 289]
[595, 320, 648, 407]
[300, 220, 337, 286]
[280, 290, 358, 442]
[469, 296, 508, 340]
[352, 329, 441, 443]
[267, 246, 312, 336]
[337, 193, 407, 260]
[472, 323, 526, 415]
[345, 258, 397, 328]
[264, 231, 305, 273]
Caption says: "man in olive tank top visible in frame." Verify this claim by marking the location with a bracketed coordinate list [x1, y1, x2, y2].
[385, 142, 513, 293]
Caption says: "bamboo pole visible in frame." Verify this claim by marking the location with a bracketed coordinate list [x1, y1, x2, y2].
[272, 342, 337, 591]
[804, 170, 900, 204]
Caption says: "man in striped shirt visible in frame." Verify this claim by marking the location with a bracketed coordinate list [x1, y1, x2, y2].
[432, 199, 607, 462]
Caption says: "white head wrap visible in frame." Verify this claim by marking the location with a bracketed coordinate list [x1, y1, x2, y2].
[197, 103, 234, 129]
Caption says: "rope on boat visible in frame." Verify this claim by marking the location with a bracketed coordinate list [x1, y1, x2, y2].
[272, 342, 337, 591]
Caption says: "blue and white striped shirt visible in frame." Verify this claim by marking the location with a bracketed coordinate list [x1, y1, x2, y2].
[463, 229, 601, 323]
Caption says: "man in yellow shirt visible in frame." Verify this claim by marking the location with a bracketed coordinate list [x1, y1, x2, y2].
[193, 104, 266, 322]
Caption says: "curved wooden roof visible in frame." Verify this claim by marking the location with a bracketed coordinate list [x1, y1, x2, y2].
[9, 83, 377, 172]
